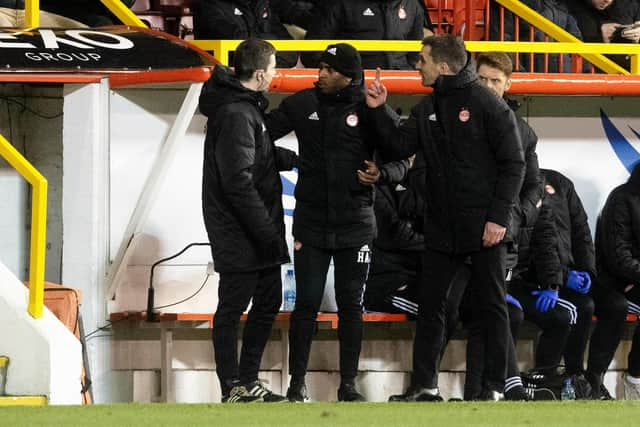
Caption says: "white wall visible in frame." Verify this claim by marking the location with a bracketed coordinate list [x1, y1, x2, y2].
[0, 261, 82, 404]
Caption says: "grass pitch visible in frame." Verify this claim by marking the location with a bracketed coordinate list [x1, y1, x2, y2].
[3, 401, 638, 426]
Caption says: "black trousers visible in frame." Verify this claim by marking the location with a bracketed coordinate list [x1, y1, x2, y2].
[413, 245, 509, 391]
[212, 266, 282, 392]
[624, 285, 640, 376]
[510, 280, 573, 370]
[560, 288, 595, 375]
[289, 244, 370, 384]
[582, 277, 633, 384]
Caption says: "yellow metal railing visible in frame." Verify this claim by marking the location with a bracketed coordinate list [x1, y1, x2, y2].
[0, 134, 48, 319]
[23, 0, 147, 28]
[494, 0, 629, 75]
[190, 39, 640, 75]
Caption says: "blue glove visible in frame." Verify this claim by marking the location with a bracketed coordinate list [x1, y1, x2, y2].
[506, 293, 523, 311]
[531, 289, 559, 313]
[577, 271, 592, 294]
[566, 270, 584, 293]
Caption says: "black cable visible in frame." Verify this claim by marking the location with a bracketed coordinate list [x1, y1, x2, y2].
[147, 242, 211, 321]
[152, 273, 211, 310]
[0, 96, 63, 119]
[148, 242, 211, 292]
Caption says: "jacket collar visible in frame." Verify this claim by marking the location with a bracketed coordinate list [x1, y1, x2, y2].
[432, 52, 477, 94]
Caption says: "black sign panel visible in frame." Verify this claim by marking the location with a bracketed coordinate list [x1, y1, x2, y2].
[0, 26, 217, 71]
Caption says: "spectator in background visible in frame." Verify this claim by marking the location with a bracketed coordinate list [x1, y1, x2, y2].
[0, 0, 86, 27]
[595, 163, 640, 400]
[301, 0, 430, 70]
[363, 155, 425, 317]
[568, 0, 640, 69]
[40, 0, 136, 27]
[490, 0, 583, 72]
[193, 0, 298, 67]
[543, 168, 625, 400]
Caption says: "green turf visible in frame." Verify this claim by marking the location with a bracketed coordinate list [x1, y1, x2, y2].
[3, 401, 640, 426]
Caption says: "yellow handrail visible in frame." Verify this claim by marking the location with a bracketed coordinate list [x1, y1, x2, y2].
[190, 39, 640, 75]
[25, 0, 39, 28]
[494, 0, 629, 75]
[0, 133, 48, 319]
[100, 0, 148, 28]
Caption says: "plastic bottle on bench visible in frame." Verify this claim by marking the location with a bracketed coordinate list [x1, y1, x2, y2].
[283, 268, 296, 312]
[561, 377, 576, 401]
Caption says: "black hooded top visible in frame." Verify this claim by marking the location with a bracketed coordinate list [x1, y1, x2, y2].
[199, 64, 296, 272]
[596, 163, 640, 290]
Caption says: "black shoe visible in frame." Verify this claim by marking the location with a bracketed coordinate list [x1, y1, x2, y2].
[504, 386, 530, 401]
[388, 385, 443, 402]
[243, 381, 287, 403]
[337, 383, 366, 402]
[570, 373, 593, 400]
[222, 385, 263, 403]
[594, 384, 614, 400]
[286, 382, 309, 402]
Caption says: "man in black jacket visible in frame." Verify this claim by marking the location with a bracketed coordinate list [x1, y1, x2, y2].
[193, 0, 298, 67]
[267, 43, 375, 402]
[366, 34, 525, 401]
[543, 168, 626, 399]
[596, 163, 640, 399]
[301, 0, 429, 70]
[363, 155, 424, 317]
[199, 39, 296, 403]
[568, 0, 640, 69]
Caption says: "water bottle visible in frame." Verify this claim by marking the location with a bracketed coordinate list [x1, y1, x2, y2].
[283, 269, 296, 312]
[560, 378, 576, 401]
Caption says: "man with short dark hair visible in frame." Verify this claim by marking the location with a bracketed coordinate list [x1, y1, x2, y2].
[366, 34, 525, 401]
[267, 43, 375, 402]
[199, 38, 297, 403]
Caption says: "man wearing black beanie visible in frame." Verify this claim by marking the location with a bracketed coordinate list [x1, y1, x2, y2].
[266, 43, 375, 402]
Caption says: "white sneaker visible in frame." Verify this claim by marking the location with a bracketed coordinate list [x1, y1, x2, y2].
[623, 373, 640, 400]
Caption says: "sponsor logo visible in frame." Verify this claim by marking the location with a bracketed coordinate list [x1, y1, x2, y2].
[346, 113, 359, 127]
[327, 47, 337, 55]
[357, 244, 371, 263]
[428, 113, 437, 121]
[234, 7, 243, 15]
[363, 8, 375, 16]
[308, 111, 319, 120]
[459, 108, 470, 122]
[398, 6, 407, 19]
[601, 108, 640, 174]
[545, 184, 555, 195]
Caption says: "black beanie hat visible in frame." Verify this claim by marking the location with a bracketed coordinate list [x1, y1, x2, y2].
[319, 43, 363, 79]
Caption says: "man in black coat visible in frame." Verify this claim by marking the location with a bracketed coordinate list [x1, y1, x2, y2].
[366, 34, 525, 401]
[596, 163, 640, 399]
[301, 0, 429, 70]
[193, 0, 298, 67]
[568, 0, 640, 69]
[199, 39, 297, 403]
[543, 168, 626, 399]
[266, 43, 375, 402]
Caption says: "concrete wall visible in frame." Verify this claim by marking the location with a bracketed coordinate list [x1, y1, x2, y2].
[0, 261, 82, 404]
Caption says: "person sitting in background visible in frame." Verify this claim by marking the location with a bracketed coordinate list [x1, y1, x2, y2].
[542, 168, 625, 400]
[490, 0, 583, 72]
[363, 155, 424, 317]
[568, 0, 640, 69]
[40, 0, 136, 27]
[0, 0, 85, 27]
[193, 0, 298, 68]
[595, 163, 640, 400]
[301, 0, 429, 70]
